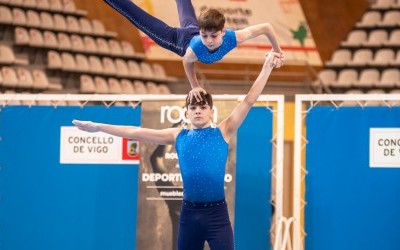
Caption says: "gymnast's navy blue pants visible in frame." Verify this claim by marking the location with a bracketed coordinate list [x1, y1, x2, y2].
[178, 200, 235, 250]
[103, 0, 199, 56]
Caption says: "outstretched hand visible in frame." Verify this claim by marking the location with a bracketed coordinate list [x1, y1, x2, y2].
[269, 50, 285, 68]
[72, 120, 100, 132]
[189, 86, 207, 103]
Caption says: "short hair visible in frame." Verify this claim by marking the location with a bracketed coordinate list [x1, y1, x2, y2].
[185, 92, 213, 108]
[197, 8, 225, 31]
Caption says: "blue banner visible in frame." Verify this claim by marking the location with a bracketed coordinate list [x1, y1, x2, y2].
[235, 107, 273, 250]
[0, 106, 141, 250]
[306, 107, 400, 250]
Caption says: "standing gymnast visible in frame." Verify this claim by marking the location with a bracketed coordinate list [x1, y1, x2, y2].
[72, 52, 275, 250]
[103, 0, 285, 100]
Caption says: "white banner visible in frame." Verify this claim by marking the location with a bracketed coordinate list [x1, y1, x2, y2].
[370, 128, 400, 168]
[60, 127, 139, 164]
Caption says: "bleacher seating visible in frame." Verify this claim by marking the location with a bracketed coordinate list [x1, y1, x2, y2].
[317, 0, 400, 94]
[0, 0, 178, 98]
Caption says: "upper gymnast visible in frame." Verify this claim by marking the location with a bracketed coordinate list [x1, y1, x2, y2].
[103, 0, 285, 100]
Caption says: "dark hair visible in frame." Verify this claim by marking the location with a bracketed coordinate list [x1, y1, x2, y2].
[185, 92, 213, 108]
[197, 8, 225, 31]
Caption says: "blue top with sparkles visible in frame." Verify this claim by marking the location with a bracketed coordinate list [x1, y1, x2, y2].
[188, 29, 237, 64]
[176, 127, 228, 202]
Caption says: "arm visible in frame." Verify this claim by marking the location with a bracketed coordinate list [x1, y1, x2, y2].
[235, 23, 285, 67]
[236, 23, 281, 52]
[72, 120, 179, 145]
[183, 48, 206, 101]
[218, 52, 274, 141]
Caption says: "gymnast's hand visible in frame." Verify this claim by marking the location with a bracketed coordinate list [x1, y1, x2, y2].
[72, 120, 100, 133]
[269, 50, 285, 68]
[189, 86, 207, 103]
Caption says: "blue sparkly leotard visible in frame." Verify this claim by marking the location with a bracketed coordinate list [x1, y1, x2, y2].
[175, 126, 229, 202]
[189, 29, 237, 64]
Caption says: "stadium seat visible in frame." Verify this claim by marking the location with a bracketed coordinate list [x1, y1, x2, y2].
[36, 0, 50, 10]
[53, 14, 67, 31]
[108, 39, 123, 55]
[29, 28, 44, 47]
[70, 34, 85, 51]
[26, 10, 41, 27]
[332, 69, 358, 88]
[102, 57, 117, 75]
[120, 79, 135, 94]
[378, 10, 400, 27]
[316, 69, 337, 87]
[63, 0, 76, 13]
[108, 78, 122, 94]
[140, 62, 154, 78]
[43, 31, 58, 48]
[16, 68, 34, 88]
[94, 76, 109, 94]
[356, 11, 381, 28]
[66, 15, 80, 32]
[32, 69, 49, 89]
[91, 19, 106, 35]
[115, 59, 130, 77]
[326, 49, 352, 66]
[378, 68, 400, 87]
[88, 56, 103, 73]
[127, 60, 141, 77]
[341, 30, 367, 47]
[121, 40, 136, 56]
[152, 63, 167, 79]
[0, 6, 12, 24]
[49, 0, 63, 11]
[0, 45, 16, 64]
[363, 29, 388, 46]
[385, 29, 400, 46]
[57, 32, 71, 49]
[158, 84, 171, 94]
[146, 81, 160, 94]
[370, 48, 395, 66]
[133, 80, 147, 94]
[1, 66, 18, 87]
[47, 50, 62, 69]
[354, 69, 380, 87]
[75, 54, 90, 72]
[14, 27, 30, 45]
[80, 74, 95, 93]
[348, 49, 373, 66]
[96, 38, 110, 54]
[40, 12, 54, 29]
[61, 52, 76, 71]
[13, 8, 27, 26]
[79, 17, 93, 34]
[83, 36, 97, 53]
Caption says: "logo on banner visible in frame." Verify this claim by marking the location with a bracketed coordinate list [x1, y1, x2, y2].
[60, 127, 139, 164]
[122, 138, 140, 160]
[370, 128, 400, 168]
[160, 105, 218, 124]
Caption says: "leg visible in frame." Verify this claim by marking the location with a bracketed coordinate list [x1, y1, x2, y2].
[104, 0, 188, 56]
[178, 206, 205, 250]
[176, 0, 198, 28]
[206, 205, 235, 250]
